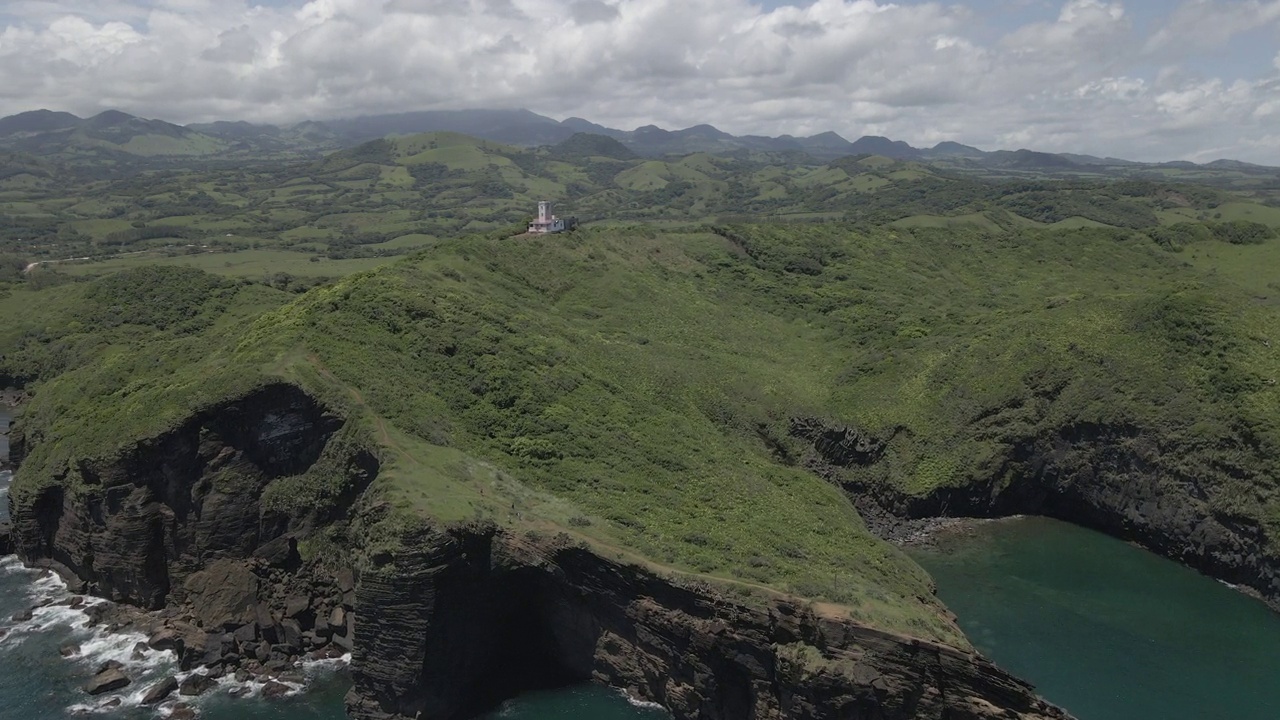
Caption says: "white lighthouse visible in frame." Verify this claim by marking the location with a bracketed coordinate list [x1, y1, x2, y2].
[527, 201, 574, 234]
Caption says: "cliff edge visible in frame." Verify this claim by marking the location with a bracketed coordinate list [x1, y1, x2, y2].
[348, 523, 1066, 720]
[5, 380, 1069, 719]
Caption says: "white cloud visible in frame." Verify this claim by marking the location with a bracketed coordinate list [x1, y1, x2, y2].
[0, 0, 1278, 162]
[1145, 0, 1280, 56]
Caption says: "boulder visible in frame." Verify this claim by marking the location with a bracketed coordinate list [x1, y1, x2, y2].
[182, 559, 260, 629]
[179, 672, 215, 697]
[332, 631, 353, 651]
[96, 660, 123, 674]
[261, 680, 291, 699]
[83, 668, 130, 696]
[170, 706, 197, 720]
[131, 641, 149, 660]
[140, 676, 178, 705]
[280, 619, 303, 649]
[335, 568, 355, 594]
[253, 534, 300, 569]
[147, 628, 183, 652]
[327, 606, 346, 633]
[284, 595, 309, 618]
[177, 632, 216, 671]
[232, 622, 257, 646]
[59, 642, 81, 657]
[254, 602, 280, 640]
[11, 608, 32, 622]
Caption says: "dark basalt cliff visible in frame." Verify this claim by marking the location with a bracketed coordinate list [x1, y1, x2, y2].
[347, 523, 1067, 720]
[5, 383, 375, 675]
[793, 417, 1280, 607]
[4, 385, 1069, 720]
[9, 382, 373, 608]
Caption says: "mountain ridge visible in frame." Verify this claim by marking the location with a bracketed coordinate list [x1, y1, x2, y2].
[0, 106, 1273, 170]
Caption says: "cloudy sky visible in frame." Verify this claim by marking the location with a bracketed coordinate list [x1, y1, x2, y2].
[1, 0, 1278, 162]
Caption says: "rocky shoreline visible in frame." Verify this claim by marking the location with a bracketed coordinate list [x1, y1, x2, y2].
[0, 558, 353, 717]
[2, 382, 365, 715]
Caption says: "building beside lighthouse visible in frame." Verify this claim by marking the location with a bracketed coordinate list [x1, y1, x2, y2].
[527, 201, 576, 234]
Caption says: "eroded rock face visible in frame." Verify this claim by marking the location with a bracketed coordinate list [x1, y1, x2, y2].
[9, 383, 374, 609]
[346, 523, 1069, 720]
[797, 418, 1280, 607]
[10, 383, 1071, 720]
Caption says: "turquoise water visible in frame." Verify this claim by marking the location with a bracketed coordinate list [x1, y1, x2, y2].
[912, 516, 1280, 720]
[0, 407, 664, 720]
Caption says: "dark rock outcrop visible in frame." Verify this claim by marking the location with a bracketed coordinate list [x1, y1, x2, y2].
[10, 382, 376, 610]
[0, 522, 11, 556]
[795, 417, 1280, 607]
[346, 523, 1068, 720]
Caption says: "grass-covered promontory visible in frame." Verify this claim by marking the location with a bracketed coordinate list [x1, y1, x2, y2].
[9, 220, 1280, 646]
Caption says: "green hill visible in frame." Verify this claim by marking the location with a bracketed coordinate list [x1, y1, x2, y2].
[10, 220, 1280, 647]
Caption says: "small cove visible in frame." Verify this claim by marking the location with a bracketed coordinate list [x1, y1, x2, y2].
[911, 516, 1280, 720]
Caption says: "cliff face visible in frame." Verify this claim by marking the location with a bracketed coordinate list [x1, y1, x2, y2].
[794, 418, 1280, 606]
[347, 523, 1069, 720]
[8, 382, 373, 608]
[7, 384, 1070, 720]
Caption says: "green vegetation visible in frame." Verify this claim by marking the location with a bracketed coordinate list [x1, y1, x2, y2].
[11, 209, 1280, 647]
[7, 132, 1280, 651]
[6, 132, 1280, 291]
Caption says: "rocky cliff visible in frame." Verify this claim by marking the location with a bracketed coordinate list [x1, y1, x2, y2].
[9, 382, 376, 608]
[6, 382, 377, 678]
[5, 382, 1071, 720]
[346, 522, 1069, 720]
[792, 417, 1280, 608]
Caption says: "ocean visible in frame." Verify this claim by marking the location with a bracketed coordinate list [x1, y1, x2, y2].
[912, 516, 1280, 720]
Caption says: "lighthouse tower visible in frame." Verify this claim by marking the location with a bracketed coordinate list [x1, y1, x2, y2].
[527, 200, 569, 234]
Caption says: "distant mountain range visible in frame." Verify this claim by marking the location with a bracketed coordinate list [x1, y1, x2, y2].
[0, 107, 1275, 172]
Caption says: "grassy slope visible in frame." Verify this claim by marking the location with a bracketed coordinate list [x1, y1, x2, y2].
[10, 221, 1280, 647]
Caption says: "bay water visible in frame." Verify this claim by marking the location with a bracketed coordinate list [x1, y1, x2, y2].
[912, 516, 1280, 720]
[0, 406, 663, 720]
